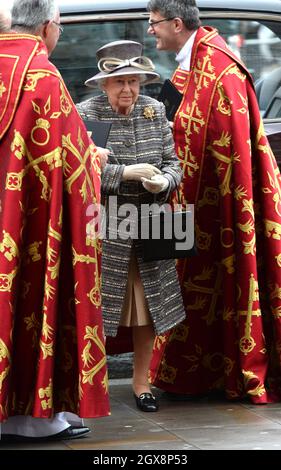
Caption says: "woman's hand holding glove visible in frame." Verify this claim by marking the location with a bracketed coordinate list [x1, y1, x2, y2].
[141, 174, 169, 193]
[122, 163, 161, 181]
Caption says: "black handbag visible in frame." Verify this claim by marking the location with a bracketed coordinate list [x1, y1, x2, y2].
[139, 200, 196, 262]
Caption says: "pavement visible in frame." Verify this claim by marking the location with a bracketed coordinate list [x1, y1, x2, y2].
[1, 377, 281, 452]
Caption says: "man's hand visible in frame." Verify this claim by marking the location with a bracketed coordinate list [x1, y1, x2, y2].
[96, 147, 110, 170]
[141, 174, 169, 193]
[122, 163, 161, 181]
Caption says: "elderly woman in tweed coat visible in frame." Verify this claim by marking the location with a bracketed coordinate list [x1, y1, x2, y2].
[77, 40, 186, 412]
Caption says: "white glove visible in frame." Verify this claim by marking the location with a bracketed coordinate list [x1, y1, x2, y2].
[122, 163, 161, 182]
[141, 174, 169, 193]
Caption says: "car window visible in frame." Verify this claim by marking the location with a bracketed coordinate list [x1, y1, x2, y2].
[205, 20, 281, 78]
[52, 18, 174, 102]
[52, 14, 281, 114]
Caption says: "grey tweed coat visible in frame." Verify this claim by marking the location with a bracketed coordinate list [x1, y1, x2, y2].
[77, 94, 186, 337]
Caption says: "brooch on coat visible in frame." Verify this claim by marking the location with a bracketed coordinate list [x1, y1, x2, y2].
[143, 106, 155, 120]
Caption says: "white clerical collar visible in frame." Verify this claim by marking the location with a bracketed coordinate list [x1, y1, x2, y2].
[175, 31, 197, 71]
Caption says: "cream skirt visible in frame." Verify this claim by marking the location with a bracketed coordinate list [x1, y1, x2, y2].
[120, 251, 151, 327]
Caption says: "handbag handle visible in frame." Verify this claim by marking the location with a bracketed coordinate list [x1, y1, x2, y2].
[153, 186, 183, 209]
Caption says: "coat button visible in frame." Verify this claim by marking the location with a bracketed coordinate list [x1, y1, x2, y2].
[124, 140, 134, 147]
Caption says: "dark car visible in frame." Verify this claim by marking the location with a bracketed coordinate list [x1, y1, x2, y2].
[55, 0, 281, 162]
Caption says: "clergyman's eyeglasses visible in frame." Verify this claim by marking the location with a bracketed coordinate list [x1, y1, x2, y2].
[148, 17, 175, 29]
[52, 20, 64, 34]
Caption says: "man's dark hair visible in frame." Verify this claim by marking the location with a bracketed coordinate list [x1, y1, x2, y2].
[147, 0, 201, 31]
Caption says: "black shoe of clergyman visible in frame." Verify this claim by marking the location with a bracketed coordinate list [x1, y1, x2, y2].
[0, 425, 91, 443]
[134, 392, 159, 412]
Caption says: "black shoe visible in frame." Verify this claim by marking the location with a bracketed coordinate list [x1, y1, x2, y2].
[49, 425, 91, 440]
[134, 392, 159, 412]
[0, 425, 91, 443]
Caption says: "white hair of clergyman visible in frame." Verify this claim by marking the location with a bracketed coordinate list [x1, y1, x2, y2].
[11, 0, 58, 33]
[0, 1, 12, 32]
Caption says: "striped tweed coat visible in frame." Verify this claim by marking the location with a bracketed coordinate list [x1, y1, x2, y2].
[77, 94, 186, 337]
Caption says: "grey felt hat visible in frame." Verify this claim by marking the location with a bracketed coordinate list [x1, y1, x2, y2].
[85, 40, 160, 87]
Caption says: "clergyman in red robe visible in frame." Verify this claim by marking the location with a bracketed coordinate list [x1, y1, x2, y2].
[148, 0, 281, 404]
[0, 2, 110, 439]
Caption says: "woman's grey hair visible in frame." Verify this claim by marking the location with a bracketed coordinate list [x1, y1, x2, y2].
[11, 0, 58, 33]
[98, 78, 107, 90]
[147, 0, 201, 31]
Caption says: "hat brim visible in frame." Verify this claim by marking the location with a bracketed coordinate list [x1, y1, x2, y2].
[85, 67, 160, 87]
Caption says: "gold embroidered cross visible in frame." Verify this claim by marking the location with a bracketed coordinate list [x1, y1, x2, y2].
[177, 100, 205, 177]
[178, 147, 200, 178]
[238, 273, 260, 355]
[0, 231, 19, 261]
[192, 52, 216, 91]
[179, 101, 205, 137]
[62, 133, 96, 202]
